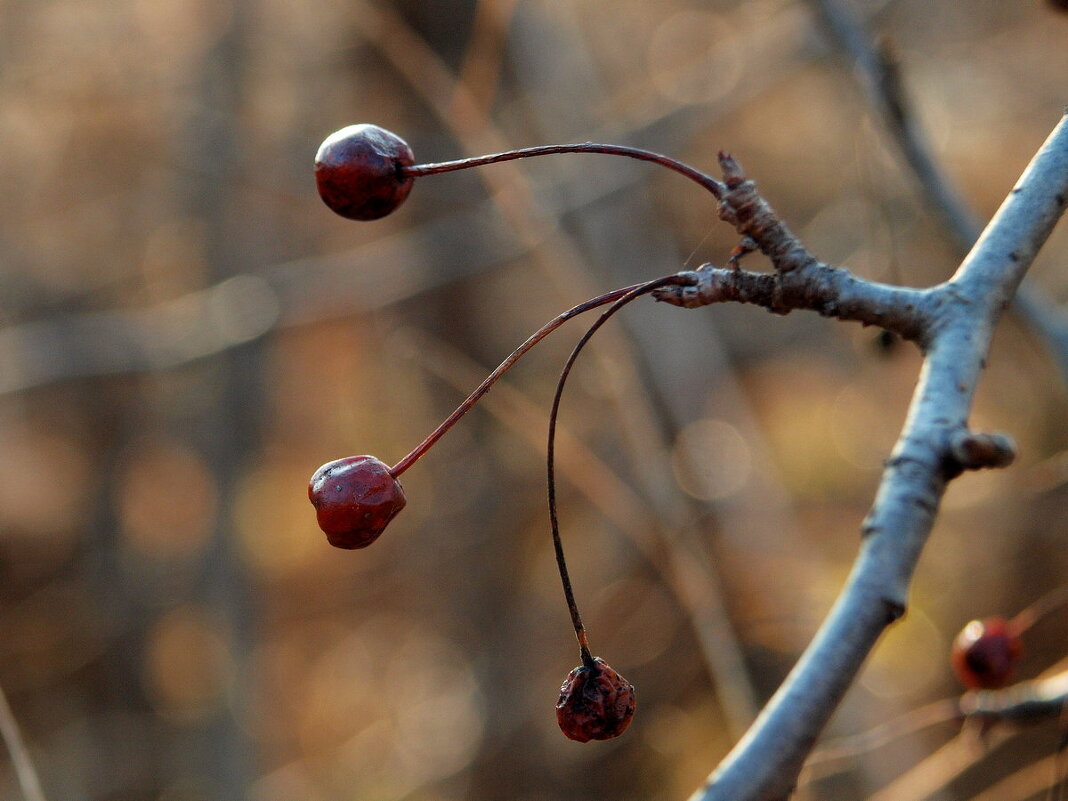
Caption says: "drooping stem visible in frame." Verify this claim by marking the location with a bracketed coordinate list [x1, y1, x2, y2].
[390, 281, 657, 477]
[546, 273, 697, 667]
[403, 143, 726, 200]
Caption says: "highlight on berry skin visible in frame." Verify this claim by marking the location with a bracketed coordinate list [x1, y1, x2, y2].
[950, 616, 1022, 690]
[308, 455, 407, 549]
[556, 657, 637, 743]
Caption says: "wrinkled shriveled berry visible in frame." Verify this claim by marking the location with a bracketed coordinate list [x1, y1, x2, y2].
[314, 124, 415, 220]
[950, 616, 1022, 690]
[308, 455, 406, 549]
[556, 657, 636, 742]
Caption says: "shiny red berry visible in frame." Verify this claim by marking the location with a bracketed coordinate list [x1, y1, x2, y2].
[556, 657, 636, 742]
[308, 455, 406, 549]
[950, 616, 1022, 690]
[314, 124, 415, 221]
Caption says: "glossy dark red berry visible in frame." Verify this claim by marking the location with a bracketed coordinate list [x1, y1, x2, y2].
[314, 124, 415, 221]
[308, 455, 406, 549]
[556, 657, 636, 742]
[950, 616, 1022, 690]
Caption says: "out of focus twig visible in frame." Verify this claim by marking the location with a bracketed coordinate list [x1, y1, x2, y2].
[0, 681, 46, 801]
[807, 0, 1068, 383]
[801, 698, 961, 780]
[970, 752, 1065, 801]
[866, 730, 1007, 801]
[867, 669, 1068, 801]
[802, 669, 1068, 787]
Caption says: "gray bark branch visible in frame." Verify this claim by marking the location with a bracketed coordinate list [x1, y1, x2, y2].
[672, 113, 1068, 801]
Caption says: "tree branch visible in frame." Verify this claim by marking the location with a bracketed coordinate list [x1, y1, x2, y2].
[659, 263, 930, 341]
[657, 152, 932, 341]
[673, 113, 1068, 801]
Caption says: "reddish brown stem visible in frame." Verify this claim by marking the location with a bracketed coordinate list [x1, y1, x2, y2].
[389, 281, 653, 477]
[403, 143, 725, 200]
[545, 273, 697, 666]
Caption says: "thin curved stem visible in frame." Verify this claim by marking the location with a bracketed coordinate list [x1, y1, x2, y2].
[404, 143, 726, 200]
[390, 281, 652, 477]
[546, 273, 697, 667]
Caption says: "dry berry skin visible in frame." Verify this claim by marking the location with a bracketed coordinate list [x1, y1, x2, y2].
[950, 616, 1022, 690]
[556, 657, 636, 742]
[308, 455, 407, 549]
[314, 124, 415, 221]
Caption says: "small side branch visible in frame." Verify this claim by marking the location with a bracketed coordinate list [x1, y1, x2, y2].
[716, 154, 818, 274]
[657, 264, 930, 342]
[947, 430, 1017, 472]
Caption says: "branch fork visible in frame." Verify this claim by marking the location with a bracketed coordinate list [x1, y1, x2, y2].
[656, 154, 932, 343]
[671, 113, 1068, 801]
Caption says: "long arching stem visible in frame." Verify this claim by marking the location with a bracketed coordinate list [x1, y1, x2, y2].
[546, 273, 697, 667]
[404, 143, 726, 200]
[390, 281, 654, 477]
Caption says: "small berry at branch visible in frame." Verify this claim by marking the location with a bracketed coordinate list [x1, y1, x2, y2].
[950, 616, 1022, 690]
[308, 455, 406, 549]
[315, 124, 415, 220]
[556, 657, 636, 742]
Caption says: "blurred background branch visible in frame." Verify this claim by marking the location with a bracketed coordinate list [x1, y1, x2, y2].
[807, 0, 1068, 382]
[0, 680, 47, 801]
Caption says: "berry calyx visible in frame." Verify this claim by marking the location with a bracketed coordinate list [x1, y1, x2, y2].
[950, 616, 1022, 690]
[315, 124, 415, 220]
[556, 657, 637, 742]
[308, 455, 407, 549]
[314, 124, 726, 221]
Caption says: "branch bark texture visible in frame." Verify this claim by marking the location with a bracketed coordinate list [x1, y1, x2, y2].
[658, 113, 1068, 801]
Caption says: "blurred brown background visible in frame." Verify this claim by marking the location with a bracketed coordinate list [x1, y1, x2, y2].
[1, 1, 1067, 799]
